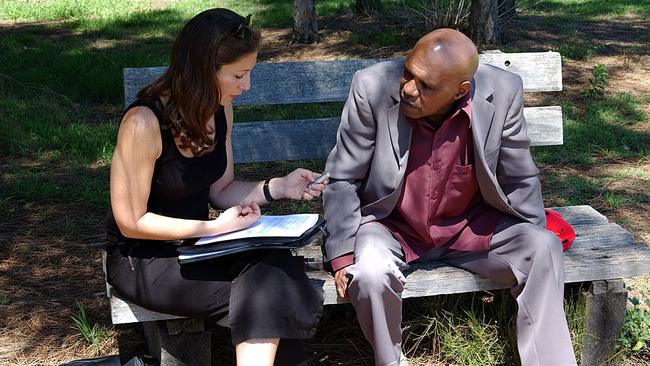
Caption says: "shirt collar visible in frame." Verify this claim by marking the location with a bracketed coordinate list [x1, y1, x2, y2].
[407, 92, 473, 129]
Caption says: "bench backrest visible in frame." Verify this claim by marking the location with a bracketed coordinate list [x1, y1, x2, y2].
[123, 52, 562, 163]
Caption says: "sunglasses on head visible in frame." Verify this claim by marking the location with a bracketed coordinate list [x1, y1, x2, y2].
[213, 14, 252, 64]
[232, 14, 252, 39]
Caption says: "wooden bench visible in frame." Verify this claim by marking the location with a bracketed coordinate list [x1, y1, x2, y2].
[107, 52, 650, 365]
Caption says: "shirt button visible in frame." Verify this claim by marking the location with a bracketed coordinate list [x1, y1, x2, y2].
[433, 164, 440, 170]
[431, 192, 438, 199]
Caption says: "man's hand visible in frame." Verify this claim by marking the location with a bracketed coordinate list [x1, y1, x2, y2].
[334, 268, 350, 299]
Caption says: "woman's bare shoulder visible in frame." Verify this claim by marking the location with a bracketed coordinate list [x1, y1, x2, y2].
[121, 105, 160, 131]
[117, 106, 163, 156]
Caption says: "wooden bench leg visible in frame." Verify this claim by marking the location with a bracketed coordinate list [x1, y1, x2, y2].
[143, 321, 162, 360]
[580, 279, 627, 366]
[156, 319, 211, 366]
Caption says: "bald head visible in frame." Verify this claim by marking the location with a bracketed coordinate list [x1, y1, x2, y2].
[411, 28, 478, 82]
[399, 29, 478, 121]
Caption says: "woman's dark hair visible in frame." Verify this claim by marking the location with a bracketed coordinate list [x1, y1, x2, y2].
[138, 8, 261, 156]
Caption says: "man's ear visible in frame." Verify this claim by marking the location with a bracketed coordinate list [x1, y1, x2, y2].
[454, 80, 471, 100]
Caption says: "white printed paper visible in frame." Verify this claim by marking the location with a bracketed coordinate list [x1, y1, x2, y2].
[195, 214, 319, 245]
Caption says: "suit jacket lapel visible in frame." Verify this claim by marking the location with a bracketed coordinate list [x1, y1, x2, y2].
[387, 95, 412, 166]
[470, 77, 495, 154]
[470, 71, 523, 218]
[361, 93, 411, 220]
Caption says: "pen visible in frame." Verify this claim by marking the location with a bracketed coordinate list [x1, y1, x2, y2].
[306, 170, 330, 189]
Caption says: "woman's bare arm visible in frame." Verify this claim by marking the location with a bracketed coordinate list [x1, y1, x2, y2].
[110, 107, 257, 240]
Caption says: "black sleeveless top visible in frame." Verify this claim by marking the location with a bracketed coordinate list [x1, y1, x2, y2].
[105, 98, 228, 245]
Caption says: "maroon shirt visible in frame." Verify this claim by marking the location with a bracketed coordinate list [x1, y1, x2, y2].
[380, 95, 502, 263]
[330, 95, 502, 272]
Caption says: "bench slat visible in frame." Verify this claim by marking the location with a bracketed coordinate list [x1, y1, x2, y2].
[110, 290, 183, 323]
[571, 222, 638, 247]
[548, 205, 608, 225]
[124, 52, 561, 107]
[231, 106, 562, 163]
[293, 205, 613, 263]
[526, 106, 563, 146]
[109, 205, 649, 318]
[232, 117, 338, 163]
[478, 52, 562, 92]
[312, 223, 648, 304]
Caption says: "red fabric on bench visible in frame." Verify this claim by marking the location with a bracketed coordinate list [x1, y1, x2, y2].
[545, 209, 576, 251]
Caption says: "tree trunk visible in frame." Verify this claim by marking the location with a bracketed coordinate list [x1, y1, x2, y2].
[498, 0, 516, 23]
[292, 0, 319, 44]
[356, 0, 381, 16]
[469, 0, 501, 46]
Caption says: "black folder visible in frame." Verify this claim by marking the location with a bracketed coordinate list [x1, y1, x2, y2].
[177, 217, 326, 264]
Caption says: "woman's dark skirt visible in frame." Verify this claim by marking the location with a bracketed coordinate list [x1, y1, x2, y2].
[105, 241, 324, 345]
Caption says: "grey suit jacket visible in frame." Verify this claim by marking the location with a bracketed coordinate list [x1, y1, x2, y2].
[322, 60, 546, 263]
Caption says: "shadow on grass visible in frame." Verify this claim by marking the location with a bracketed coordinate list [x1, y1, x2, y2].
[0, 196, 110, 364]
[0, 8, 185, 104]
[0, 88, 118, 161]
[0, 163, 110, 209]
[542, 167, 650, 210]
[0, 4, 648, 363]
[0, 4, 353, 105]
[533, 93, 649, 166]
[1, 3, 647, 107]
[503, 14, 650, 60]
[532, 92, 649, 219]
[518, 0, 650, 19]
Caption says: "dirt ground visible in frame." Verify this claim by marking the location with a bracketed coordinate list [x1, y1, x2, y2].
[1, 8, 649, 366]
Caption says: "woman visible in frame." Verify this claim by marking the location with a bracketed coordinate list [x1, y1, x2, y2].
[105, 8, 326, 366]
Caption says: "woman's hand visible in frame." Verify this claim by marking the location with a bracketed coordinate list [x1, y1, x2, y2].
[272, 168, 329, 201]
[213, 202, 261, 234]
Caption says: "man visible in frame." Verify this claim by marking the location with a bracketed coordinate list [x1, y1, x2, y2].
[322, 28, 577, 366]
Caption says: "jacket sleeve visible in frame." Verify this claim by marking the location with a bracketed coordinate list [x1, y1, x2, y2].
[322, 70, 377, 267]
[496, 76, 546, 227]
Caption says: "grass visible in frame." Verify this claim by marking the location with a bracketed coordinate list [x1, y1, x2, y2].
[71, 301, 112, 356]
[618, 294, 650, 352]
[1, 0, 649, 365]
[402, 291, 518, 365]
[0, 159, 110, 205]
[516, 0, 650, 63]
[518, 0, 650, 20]
[439, 311, 506, 365]
[605, 192, 625, 208]
[566, 286, 590, 363]
[349, 29, 404, 46]
[0, 77, 118, 162]
[554, 38, 604, 61]
[532, 92, 649, 166]
[0, 1, 356, 104]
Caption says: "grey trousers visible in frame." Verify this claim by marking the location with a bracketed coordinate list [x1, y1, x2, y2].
[345, 216, 578, 366]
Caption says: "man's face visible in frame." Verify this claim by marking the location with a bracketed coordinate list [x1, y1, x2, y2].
[399, 50, 460, 120]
